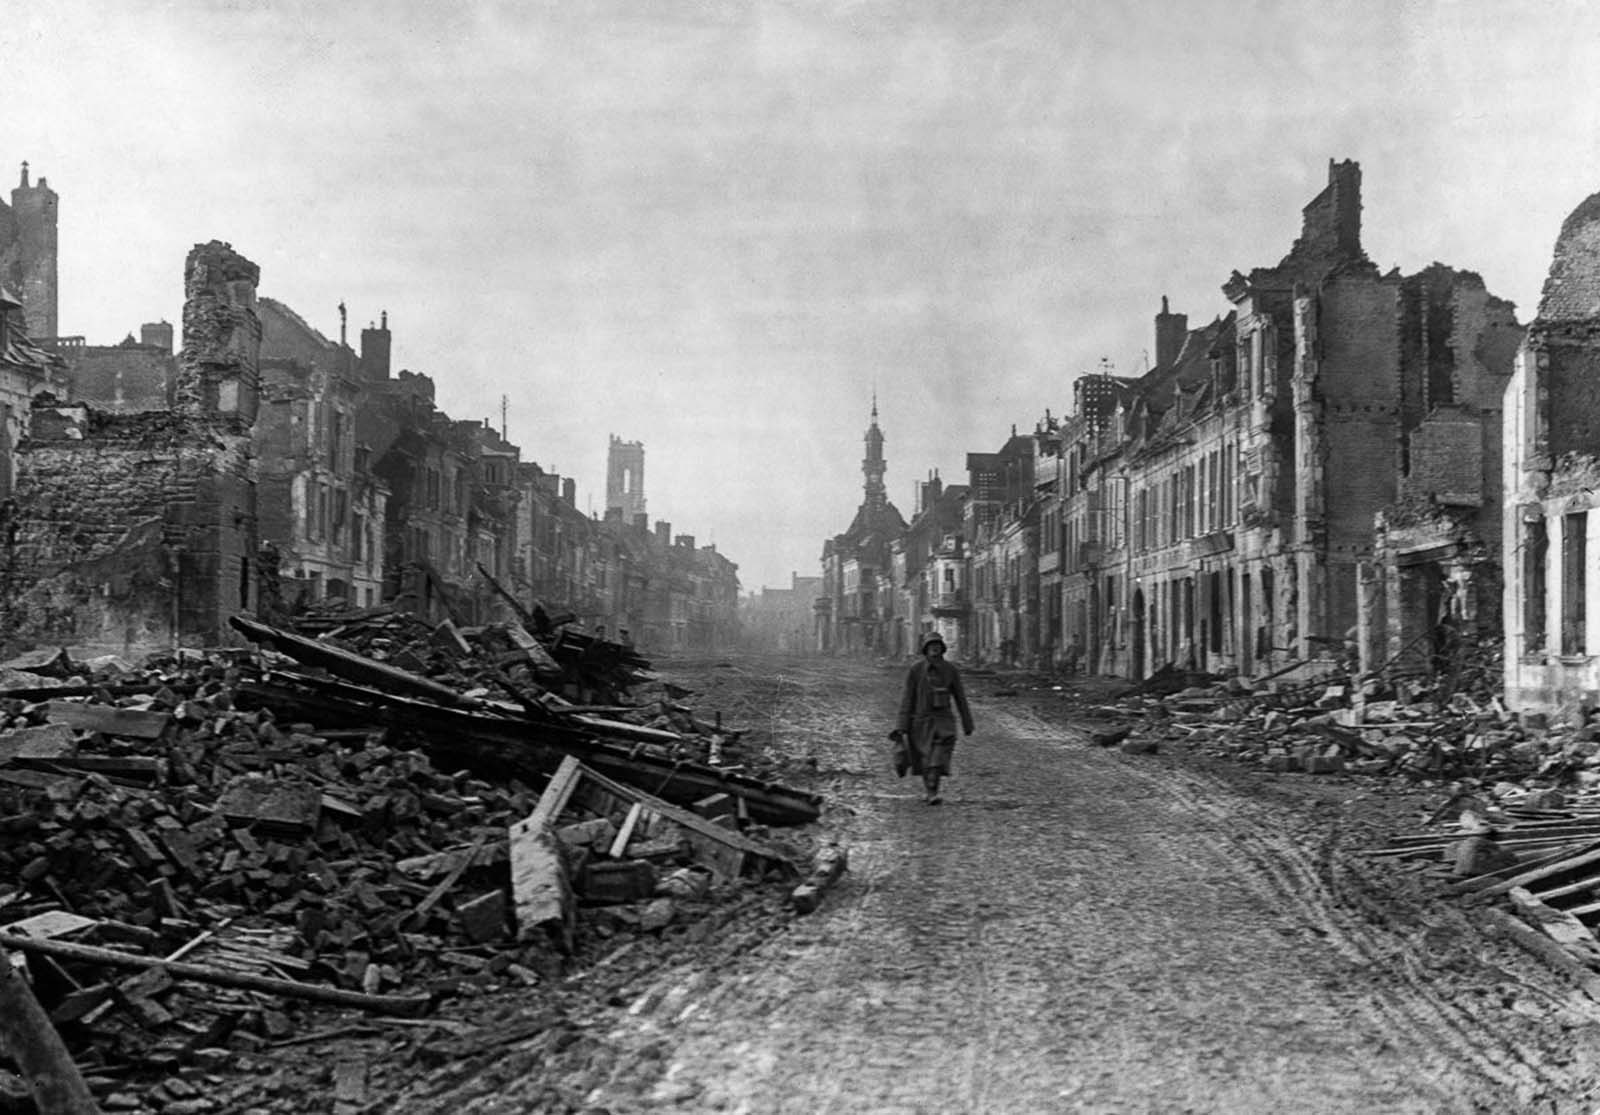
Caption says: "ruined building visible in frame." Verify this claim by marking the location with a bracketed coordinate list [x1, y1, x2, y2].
[1051, 161, 1521, 681]
[255, 301, 391, 612]
[1504, 189, 1600, 718]
[0, 163, 743, 655]
[835, 160, 1523, 681]
[8, 241, 262, 653]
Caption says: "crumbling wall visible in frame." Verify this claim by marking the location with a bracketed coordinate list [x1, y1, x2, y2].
[1314, 277, 1403, 543]
[1404, 408, 1484, 505]
[7, 413, 256, 653]
[178, 241, 261, 424]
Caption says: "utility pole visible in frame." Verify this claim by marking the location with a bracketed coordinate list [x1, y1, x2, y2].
[500, 395, 508, 441]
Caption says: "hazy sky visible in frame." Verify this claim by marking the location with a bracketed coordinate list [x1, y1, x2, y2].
[10, 0, 1600, 592]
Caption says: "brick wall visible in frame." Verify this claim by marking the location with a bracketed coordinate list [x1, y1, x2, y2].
[1547, 339, 1600, 458]
[1317, 278, 1402, 545]
[1404, 410, 1483, 505]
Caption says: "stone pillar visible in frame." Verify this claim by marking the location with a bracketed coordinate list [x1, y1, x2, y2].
[1356, 559, 1385, 679]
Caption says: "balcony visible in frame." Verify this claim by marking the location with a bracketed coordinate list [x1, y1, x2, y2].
[931, 590, 969, 616]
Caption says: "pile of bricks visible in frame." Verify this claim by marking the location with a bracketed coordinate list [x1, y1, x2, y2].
[0, 633, 809, 1096]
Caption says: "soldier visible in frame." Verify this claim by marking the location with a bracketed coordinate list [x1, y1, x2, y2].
[896, 632, 975, 805]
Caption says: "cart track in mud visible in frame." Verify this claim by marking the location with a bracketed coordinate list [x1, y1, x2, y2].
[408, 660, 1600, 1114]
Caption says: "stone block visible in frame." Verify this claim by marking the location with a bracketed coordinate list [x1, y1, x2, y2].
[0, 723, 76, 764]
[579, 859, 657, 905]
[1449, 835, 1518, 877]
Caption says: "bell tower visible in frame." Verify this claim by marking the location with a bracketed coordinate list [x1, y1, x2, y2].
[862, 394, 887, 512]
[606, 435, 646, 522]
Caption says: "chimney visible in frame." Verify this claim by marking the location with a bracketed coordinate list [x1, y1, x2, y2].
[361, 309, 391, 380]
[1154, 295, 1187, 369]
[655, 520, 671, 545]
[562, 478, 576, 505]
[676, 534, 695, 550]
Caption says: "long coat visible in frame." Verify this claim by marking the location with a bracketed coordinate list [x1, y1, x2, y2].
[896, 657, 974, 775]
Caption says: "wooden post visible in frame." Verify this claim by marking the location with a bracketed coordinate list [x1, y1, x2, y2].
[0, 954, 99, 1114]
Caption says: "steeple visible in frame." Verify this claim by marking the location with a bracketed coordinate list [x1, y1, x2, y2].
[862, 394, 886, 512]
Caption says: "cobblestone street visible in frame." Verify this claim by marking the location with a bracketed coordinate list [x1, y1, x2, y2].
[370, 656, 1600, 1115]
[562, 659, 1600, 1115]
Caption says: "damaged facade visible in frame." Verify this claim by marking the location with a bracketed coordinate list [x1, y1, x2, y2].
[1063, 161, 1519, 681]
[9, 241, 262, 652]
[1505, 190, 1600, 718]
[0, 162, 741, 656]
[829, 160, 1523, 687]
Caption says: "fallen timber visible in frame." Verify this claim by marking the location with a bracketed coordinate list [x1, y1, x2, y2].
[234, 668, 822, 827]
[0, 932, 432, 1016]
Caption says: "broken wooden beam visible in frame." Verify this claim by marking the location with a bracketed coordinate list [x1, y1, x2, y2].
[229, 614, 474, 709]
[0, 943, 99, 1114]
[509, 783, 576, 953]
[0, 932, 431, 1016]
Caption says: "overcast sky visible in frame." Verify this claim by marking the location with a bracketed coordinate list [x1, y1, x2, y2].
[10, 0, 1600, 593]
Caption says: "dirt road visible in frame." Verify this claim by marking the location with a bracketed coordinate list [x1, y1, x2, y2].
[392, 657, 1600, 1114]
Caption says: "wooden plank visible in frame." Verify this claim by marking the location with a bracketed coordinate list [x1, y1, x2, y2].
[228, 614, 474, 708]
[44, 700, 171, 740]
[1484, 907, 1600, 1003]
[1531, 869, 1600, 903]
[570, 763, 789, 881]
[405, 834, 487, 929]
[530, 755, 583, 830]
[608, 803, 643, 858]
[0, 932, 430, 1015]
[1510, 887, 1600, 962]
[1448, 840, 1597, 893]
[1471, 843, 1600, 901]
[507, 813, 574, 951]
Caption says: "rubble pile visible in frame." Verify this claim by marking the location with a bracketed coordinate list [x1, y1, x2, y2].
[1031, 640, 1600, 1002]
[0, 615, 822, 1101]
[1073, 645, 1571, 786]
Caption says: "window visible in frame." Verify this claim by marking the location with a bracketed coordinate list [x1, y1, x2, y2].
[1525, 516, 1548, 652]
[1562, 511, 1586, 656]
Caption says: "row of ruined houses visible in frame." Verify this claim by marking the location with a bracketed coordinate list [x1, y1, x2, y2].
[0, 165, 740, 657]
[820, 158, 1600, 721]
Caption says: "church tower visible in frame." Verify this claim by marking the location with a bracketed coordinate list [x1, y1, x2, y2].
[1, 162, 59, 340]
[862, 394, 887, 512]
[606, 435, 646, 523]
